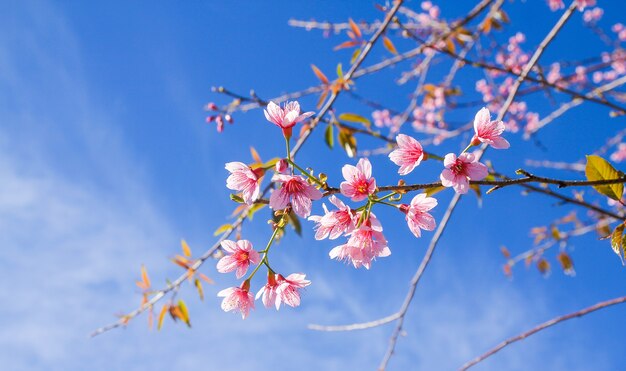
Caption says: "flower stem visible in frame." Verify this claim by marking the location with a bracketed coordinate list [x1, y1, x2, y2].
[247, 218, 283, 280]
[287, 159, 324, 186]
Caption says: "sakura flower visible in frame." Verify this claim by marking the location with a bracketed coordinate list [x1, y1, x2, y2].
[217, 281, 255, 319]
[256, 272, 280, 309]
[225, 162, 263, 204]
[329, 214, 390, 269]
[547, 0, 564, 11]
[263, 100, 314, 139]
[471, 107, 510, 149]
[388, 134, 425, 175]
[270, 174, 323, 218]
[275, 273, 311, 309]
[399, 193, 438, 238]
[340, 158, 377, 201]
[308, 195, 355, 240]
[216, 239, 260, 279]
[440, 152, 489, 194]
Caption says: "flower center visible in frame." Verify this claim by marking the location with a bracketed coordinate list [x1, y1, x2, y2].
[452, 160, 466, 175]
[284, 179, 304, 194]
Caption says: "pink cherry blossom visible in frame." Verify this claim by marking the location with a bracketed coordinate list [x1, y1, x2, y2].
[308, 195, 355, 240]
[340, 158, 377, 201]
[440, 152, 489, 194]
[275, 273, 311, 309]
[471, 107, 510, 149]
[217, 282, 255, 319]
[329, 214, 390, 269]
[547, 0, 565, 11]
[399, 193, 438, 238]
[388, 134, 425, 175]
[255, 272, 280, 309]
[263, 100, 314, 139]
[269, 174, 323, 218]
[225, 162, 263, 204]
[611, 143, 626, 163]
[216, 239, 261, 279]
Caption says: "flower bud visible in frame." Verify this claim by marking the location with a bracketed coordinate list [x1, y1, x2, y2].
[206, 102, 218, 111]
[275, 159, 288, 173]
[225, 114, 233, 124]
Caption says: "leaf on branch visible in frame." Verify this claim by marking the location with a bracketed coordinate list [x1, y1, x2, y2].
[334, 40, 360, 50]
[500, 246, 511, 259]
[424, 186, 445, 197]
[383, 36, 398, 55]
[250, 146, 262, 164]
[557, 252, 575, 276]
[350, 49, 361, 64]
[177, 300, 191, 327]
[311, 64, 329, 84]
[336, 63, 344, 79]
[136, 265, 151, 290]
[348, 18, 362, 39]
[194, 278, 204, 301]
[610, 223, 625, 265]
[230, 194, 245, 203]
[157, 304, 168, 330]
[181, 239, 192, 257]
[585, 155, 624, 201]
[338, 112, 371, 129]
[338, 128, 357, 158]
[324, 124, 334, 149]
[537, 258, 550, 276]
[213, 223, 233, 236]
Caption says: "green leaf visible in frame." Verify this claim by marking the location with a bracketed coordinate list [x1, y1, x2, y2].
[338, 113, 371, 129]
[350, 49, 361, 64]
[324, 124, 334, 149]
[177, 300, 191, 327]
[338, 129, 357, 158]
[213, 223, 233, 236]
[610, 223, 625, 264]
[336, 63, 343, 78]
[230, 194, 245, 203]
[424, 186, 445, 197]
[585, 155, 624, 201]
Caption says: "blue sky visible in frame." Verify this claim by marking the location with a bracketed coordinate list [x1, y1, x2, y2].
[1, 1, 626, 370]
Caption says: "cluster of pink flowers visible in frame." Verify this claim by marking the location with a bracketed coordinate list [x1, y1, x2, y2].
[372, 109, 402, 133]
[328, 213, 390, 269]
[412, 86, 448, 132]
[215, 239, 311, 318]
[205, 102, 234, 133]
[440, 108, 507, 194]
[583, 7, 603, 24]
[494, 33, 529, 76]
[476, 78, 540, 134]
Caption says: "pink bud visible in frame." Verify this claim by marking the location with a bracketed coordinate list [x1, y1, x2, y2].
[206, 115, 215, 123]
[275, 159, 288, 173]
[225, 114, 233, 124]
[206, 102, 218, 111]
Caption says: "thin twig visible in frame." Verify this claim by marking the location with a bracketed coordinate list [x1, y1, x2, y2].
[459, 295, 626, 370]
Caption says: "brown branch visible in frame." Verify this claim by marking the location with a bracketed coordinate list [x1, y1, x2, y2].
[460, 295, 626, 370]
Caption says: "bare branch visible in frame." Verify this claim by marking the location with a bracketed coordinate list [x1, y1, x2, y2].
[460, 295, 626, 370]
